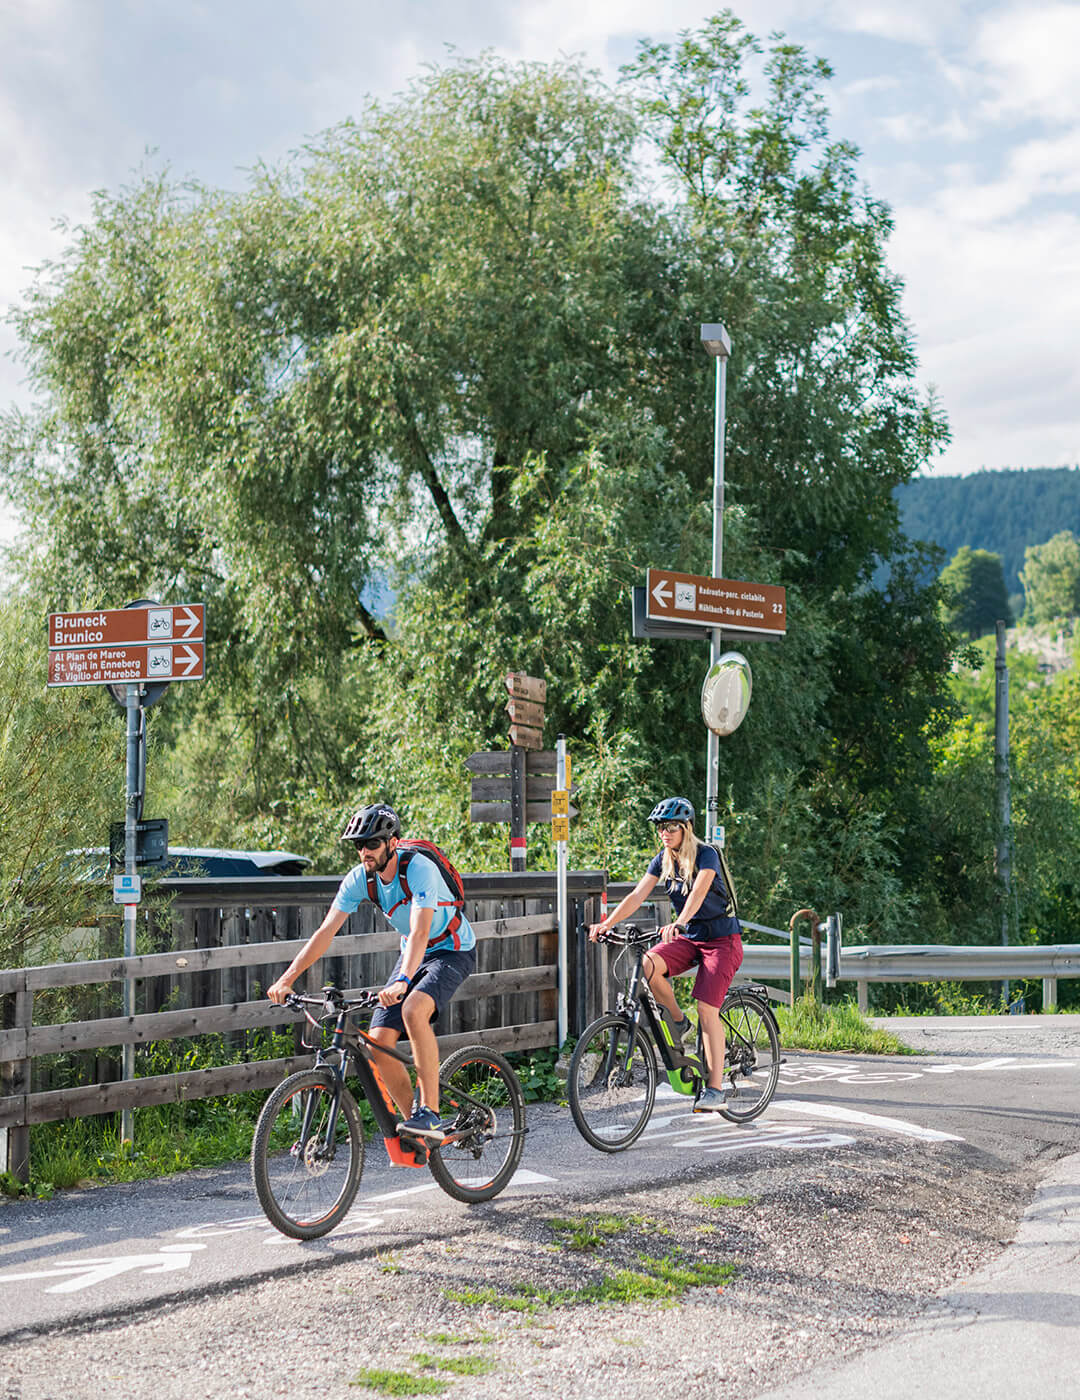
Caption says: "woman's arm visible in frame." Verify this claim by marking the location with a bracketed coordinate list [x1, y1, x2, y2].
[658, 866, 716, 941]
[588, 873, 659, 941]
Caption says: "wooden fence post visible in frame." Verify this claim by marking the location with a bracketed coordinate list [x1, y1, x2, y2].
[2, 981, 32, 1183]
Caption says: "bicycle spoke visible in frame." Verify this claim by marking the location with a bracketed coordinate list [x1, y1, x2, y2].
[569, 1015, 657, 1152]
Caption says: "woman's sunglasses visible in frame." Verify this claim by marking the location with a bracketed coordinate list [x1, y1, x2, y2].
[354, 837, 386, 851]
[656, 821, 685, 834]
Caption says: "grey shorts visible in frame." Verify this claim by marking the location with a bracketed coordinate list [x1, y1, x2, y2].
[370, 947, 477, 1034]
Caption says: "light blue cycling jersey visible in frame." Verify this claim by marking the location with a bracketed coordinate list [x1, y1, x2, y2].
[331, 850, 476, 954]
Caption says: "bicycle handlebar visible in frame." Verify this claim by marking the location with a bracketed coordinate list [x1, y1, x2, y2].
[282, 987, 381, 1016]
[577, 922, 655, 947]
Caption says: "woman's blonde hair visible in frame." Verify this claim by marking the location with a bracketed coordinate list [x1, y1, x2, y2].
[660, 823, 700, 895]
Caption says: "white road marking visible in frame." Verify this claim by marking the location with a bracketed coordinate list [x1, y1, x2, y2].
[363, 1167, 555, 1204]
[777, 1099, 963, 1142]
[0, 1244, 207, 1294]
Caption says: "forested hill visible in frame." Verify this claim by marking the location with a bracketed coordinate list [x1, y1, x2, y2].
[897, 466, 1080, 591]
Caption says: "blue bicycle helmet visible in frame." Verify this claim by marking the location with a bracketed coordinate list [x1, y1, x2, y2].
[648, 796, 696, 826]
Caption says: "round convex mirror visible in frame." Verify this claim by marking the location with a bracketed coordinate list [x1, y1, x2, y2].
[700, 652, 752, 736]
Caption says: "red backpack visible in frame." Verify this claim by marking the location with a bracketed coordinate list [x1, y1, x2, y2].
[366, 839, 467, 950]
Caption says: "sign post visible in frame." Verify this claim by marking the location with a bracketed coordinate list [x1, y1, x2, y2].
[47, 600, 206, 1148]
[554, 733, 569, 1045]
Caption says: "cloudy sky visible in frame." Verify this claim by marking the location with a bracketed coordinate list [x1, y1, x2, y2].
[1, 0, 1078, 542]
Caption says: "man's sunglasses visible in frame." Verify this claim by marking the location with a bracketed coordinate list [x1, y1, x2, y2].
[656, 821, 685, 834]
[354, 837, 387, 851]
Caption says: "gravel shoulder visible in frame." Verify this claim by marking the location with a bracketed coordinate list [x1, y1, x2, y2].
[3, 1017, 1073, 1400]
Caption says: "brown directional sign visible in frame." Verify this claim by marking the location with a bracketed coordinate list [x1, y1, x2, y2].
[509, 723, 543, 750]
[505, 671, 546, 703]
[470, 801, 579, 823]
[645, 568, 786, 636]
[466, 751, 557, 774]
[48, 604, 205, 649]
[47, 643, 205, 688]
[506, 697, 544, 729]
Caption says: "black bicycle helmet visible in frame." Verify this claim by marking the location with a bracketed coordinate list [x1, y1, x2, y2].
[647, 796, 696, 826]
[341, 803, 401, 843]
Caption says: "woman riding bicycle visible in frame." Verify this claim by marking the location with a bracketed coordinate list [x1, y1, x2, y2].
[588, 797, 743, 1111]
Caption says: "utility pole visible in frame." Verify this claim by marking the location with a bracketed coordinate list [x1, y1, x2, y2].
[994, 620, 1013, 1007]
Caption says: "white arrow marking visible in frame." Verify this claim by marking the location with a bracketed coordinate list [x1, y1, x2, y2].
[176, 644, 200, 676]
[650, 578, 672, 608]
[176, 605, 200, 638]
[0, 1243, 206, 1294]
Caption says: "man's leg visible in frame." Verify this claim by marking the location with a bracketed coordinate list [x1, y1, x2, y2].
[368, 1025, 416, 1118]
[401, 991, 441, 1113]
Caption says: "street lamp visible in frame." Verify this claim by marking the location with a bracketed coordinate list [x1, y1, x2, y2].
[700, 323, 731, 843]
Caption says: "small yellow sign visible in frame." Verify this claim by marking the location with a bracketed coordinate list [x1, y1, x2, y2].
[564, 753, 571, 789]
[551, 789, 569, 816]
[551, 815, 569, 843]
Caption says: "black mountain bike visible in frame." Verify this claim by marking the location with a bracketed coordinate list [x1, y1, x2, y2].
[251, 987, 526, 1238]
[568, 925, 782, 1153]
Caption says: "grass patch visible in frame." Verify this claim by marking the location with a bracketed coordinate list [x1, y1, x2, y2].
[547, 1213, 629, 1250]
[776, 996, 913, 1054]
[411, 1355, 496, 1376]
[444, 1250, 737, 1311]
[350, 1370, 446, 1395]
[694, 1193, 755, 1209]
[421, 1332, 494, 1346]
[443, 1286, 539, 1313]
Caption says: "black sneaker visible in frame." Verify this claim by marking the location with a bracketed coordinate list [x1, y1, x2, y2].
[398, 1105, 446, 1142]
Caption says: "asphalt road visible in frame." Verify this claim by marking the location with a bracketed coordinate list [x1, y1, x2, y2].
[2, 1021, 1078, 1341]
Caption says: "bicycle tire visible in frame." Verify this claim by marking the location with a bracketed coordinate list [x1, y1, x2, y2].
[719, 992, 781, 1123]
[251, 1069, 364, 1239]
[428, 1045, 526, 1203]
[568, 1014, 657, 1153]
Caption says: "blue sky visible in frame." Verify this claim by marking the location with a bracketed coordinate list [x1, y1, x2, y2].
[1, 0, 1078, 544]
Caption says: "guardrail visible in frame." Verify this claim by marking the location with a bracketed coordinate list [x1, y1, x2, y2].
[740, 942, 1080, 1012]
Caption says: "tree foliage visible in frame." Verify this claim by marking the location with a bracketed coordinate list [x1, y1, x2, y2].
[939, 546, 1011, 638]
[0, 599, 120, 965]
[0, 14, 964, 938]
[1019, 531, 1080, 627]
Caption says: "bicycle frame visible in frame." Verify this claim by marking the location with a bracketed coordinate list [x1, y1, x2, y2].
[605, 936, 778, 1099]
[607, 939, 707, 1095]
[296, 998, 509, 1169]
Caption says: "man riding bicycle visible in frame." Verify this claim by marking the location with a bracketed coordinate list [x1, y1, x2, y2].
[267, 803, 477, 1141]
[588, 796, 743, 1111]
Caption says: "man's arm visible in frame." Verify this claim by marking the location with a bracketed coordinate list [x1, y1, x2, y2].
[267, 907, 349, 1003]
[378, 904, 435, 1006]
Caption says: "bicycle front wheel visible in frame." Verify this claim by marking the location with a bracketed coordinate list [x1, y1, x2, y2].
[568, 1014, 657, 1153]
[720, 992, 781, 1123]
[251, 1069, 364, 1239]
[428, 1045, 526, 1203]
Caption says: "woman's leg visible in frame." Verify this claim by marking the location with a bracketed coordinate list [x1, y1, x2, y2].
[696, 1001, 727, 1090]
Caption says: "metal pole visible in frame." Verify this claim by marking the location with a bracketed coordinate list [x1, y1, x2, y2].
[994, 620, 1012, 1007]
[121, 684, 141, 1145]
[703, 335, 729, 843]
[556, 733, 569, 1046]
[510, 745, 526, 873]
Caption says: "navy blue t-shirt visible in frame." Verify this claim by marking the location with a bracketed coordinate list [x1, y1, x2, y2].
[647, 844, 741, 941]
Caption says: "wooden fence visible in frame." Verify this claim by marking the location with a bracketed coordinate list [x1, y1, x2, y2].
[0, 870, 605, 1181]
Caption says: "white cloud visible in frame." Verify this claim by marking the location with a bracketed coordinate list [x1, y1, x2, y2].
[976, 3, 1080, 124]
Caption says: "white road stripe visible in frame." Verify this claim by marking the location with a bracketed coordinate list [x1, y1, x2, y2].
[777, 1099, 963, 1142]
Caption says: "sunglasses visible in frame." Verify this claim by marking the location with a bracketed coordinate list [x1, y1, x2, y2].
[656, 821, 685, 834]
[355, 837, 386, 851]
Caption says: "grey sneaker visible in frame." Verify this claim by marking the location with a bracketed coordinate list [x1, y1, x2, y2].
[663, 1009, 694, 1048]
[694, 1086, 729, 1113]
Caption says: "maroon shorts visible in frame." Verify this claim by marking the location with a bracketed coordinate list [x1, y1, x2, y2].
[646, 932, 743, 1009]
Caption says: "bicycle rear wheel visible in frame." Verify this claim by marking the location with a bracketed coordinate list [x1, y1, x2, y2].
[428, 1045, 526, 1203]
[251, 1069, 364, 1239]
[568, 1014, 657, 1153]
[720, 992, 781, 1123]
